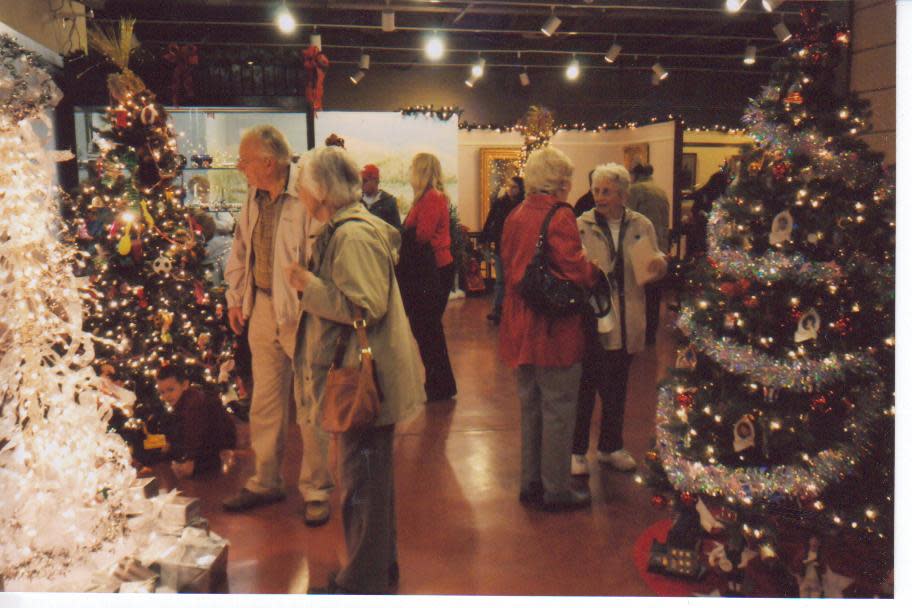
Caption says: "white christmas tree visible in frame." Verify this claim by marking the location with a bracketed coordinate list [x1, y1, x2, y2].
[0, 35, 147, 586]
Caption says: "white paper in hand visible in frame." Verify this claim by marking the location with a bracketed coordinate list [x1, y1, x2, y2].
[628, 236, 662, 286]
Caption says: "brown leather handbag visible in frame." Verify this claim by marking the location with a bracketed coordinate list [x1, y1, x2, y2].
[321, 309, 381, 434]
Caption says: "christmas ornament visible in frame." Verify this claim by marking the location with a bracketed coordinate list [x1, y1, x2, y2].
[675, 344, 698, 370]
[810, 394, 830, 414]
[794, 308, 820, 343]
[724, 313, 738, 330]
[695, 498, 724, 533]
[651, 495, 668, 509]
[152, 255, 173, 276]
[158, 311, 174, 344]
[784, 83, 804, 105]
[733, 414, 756, 453]
[117, 230, 132, 255]
[743, 295, 760, 308]
[675, 390, 696, 410]
[114, 110, 128, 129]
[139, 104, 160, 125]
[771, 160, 791, 179]
[769, 209, 794, 245]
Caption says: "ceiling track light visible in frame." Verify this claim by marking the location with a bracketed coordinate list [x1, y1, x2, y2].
[310, 32, 322, 49]
[465, 73, 479, 87]
[541, 10, 561, 37]
[275, 2, 295, 35]
[565, 55, 580, 80]
[604, 42, 622, 64]
[381, 9, 396, 32]
[652, 61, 668, 80]
[763, 0, 786, 11]
[350, 70, 365, 85]
[425, 32, 445, 60]
[471, 56, 486, 78]
[519, 69, 530, 87]
[743, 43, 757, 65]
[359, 52, 371, 70]
[651, 72, 662, 86]
[773, 21, 792, 43]
[725, 0, 748, 13]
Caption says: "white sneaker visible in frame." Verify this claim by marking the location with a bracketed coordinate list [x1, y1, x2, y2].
[597, 449, 637, 472]
[570, 454, 590, 476]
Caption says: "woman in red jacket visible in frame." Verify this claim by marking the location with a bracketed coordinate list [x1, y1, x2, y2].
[402, 152, 457, 401]
[499, 146, 602, 511]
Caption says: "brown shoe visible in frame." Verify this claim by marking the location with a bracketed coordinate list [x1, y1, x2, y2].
[304, 500, 330, 527]
[222, 488, 286, 512]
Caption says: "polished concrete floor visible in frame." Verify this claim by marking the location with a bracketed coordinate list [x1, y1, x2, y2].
[167, 294, 676, 595]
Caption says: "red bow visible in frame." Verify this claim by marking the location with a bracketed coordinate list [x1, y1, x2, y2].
[300, 45, 330, 112]
[163, 43, 199, 106]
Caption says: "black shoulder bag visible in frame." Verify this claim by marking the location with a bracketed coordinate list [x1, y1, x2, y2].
[518, 203, 588, 318]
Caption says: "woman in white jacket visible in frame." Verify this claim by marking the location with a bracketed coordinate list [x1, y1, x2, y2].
[571, 163, 667, 476]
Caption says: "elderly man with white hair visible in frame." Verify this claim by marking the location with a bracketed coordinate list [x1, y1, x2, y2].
[222, 125, 334, 526]
[571, 162, 667, 477]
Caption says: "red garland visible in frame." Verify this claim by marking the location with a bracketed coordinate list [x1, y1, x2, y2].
[300, 45, 330, 112]
[162, 43, 199, 106]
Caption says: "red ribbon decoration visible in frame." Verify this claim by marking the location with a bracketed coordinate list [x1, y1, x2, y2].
[300, 45, 330, 112]
[162, 43, 199, 106]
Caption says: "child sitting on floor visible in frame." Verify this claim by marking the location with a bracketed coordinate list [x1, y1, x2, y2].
[156, 366, 237, 479]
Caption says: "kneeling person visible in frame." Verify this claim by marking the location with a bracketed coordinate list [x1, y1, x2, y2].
[157, 366, 237, 479]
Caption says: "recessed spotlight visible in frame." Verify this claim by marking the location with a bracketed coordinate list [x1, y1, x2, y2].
[275, 4, 295, 34]
[425, 33, 445, 60]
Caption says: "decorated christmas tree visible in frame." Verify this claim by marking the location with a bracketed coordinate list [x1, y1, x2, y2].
[0, 33, 144, 586]
[66, 21, 233, 459]
[644, 9, 894, 597]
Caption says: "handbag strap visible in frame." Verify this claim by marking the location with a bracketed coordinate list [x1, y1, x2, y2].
[331, 308, 372, 369]
[534, 202, 573, 255]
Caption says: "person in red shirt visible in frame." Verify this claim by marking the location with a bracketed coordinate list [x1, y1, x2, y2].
[498, 146, 602, 511]
[156, 366, 237, 479]
[401, 152, 457, 402]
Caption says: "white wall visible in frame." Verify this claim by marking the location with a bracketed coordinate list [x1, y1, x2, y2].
[456, 121, 677, 231]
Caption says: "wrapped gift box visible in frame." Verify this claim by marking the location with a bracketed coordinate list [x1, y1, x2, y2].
[154, 529, 228, 593]
[160, 495, 201, 527]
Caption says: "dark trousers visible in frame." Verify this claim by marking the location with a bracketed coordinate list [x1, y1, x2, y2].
[337, 424, 397, 594]
[572, 335, 633, 455]
[409, 263, 457, 400]
[644, 284, 661, 345]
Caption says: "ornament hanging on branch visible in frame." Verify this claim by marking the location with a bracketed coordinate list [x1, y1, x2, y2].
[733, 414, 756, 453]
[769, 209, 794, 246]
[518, 105, 555, 169]
[794, 308, 820, 343]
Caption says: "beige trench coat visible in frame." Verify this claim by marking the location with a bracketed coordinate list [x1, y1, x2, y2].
[294, 203, 426, 427]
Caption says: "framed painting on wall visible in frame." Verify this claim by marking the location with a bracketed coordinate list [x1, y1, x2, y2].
[622, 143, 649, 171]
[479, 147, 522, 226]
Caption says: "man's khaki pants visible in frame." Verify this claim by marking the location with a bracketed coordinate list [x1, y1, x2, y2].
[245, 291, 333, 501]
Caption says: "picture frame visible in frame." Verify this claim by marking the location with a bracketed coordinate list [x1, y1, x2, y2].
[622, 143, 649, 171]
[681, 152, 697, 190]
[479, 147, 523, 226]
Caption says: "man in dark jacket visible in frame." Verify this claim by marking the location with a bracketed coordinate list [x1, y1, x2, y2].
[360, 164, 401, 228]
[573, 170, 596, 217]
[157, 366, 237, 478]
[481, 175, 524, 323]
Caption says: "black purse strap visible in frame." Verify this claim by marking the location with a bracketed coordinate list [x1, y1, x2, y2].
[535, 202, 572, 253]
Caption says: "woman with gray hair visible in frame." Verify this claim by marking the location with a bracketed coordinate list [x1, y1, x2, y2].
[571, 162, 667, 477]
[286, 145, 425, 594]
[498, 146, 603, 511]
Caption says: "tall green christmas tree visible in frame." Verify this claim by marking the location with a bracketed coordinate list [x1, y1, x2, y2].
[66, 21, 233, 459]
[644, 8, 894, 597]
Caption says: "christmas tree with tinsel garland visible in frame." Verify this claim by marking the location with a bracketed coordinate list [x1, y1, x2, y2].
[65, 21, 234, 462]
[643, 8, 894, 597]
